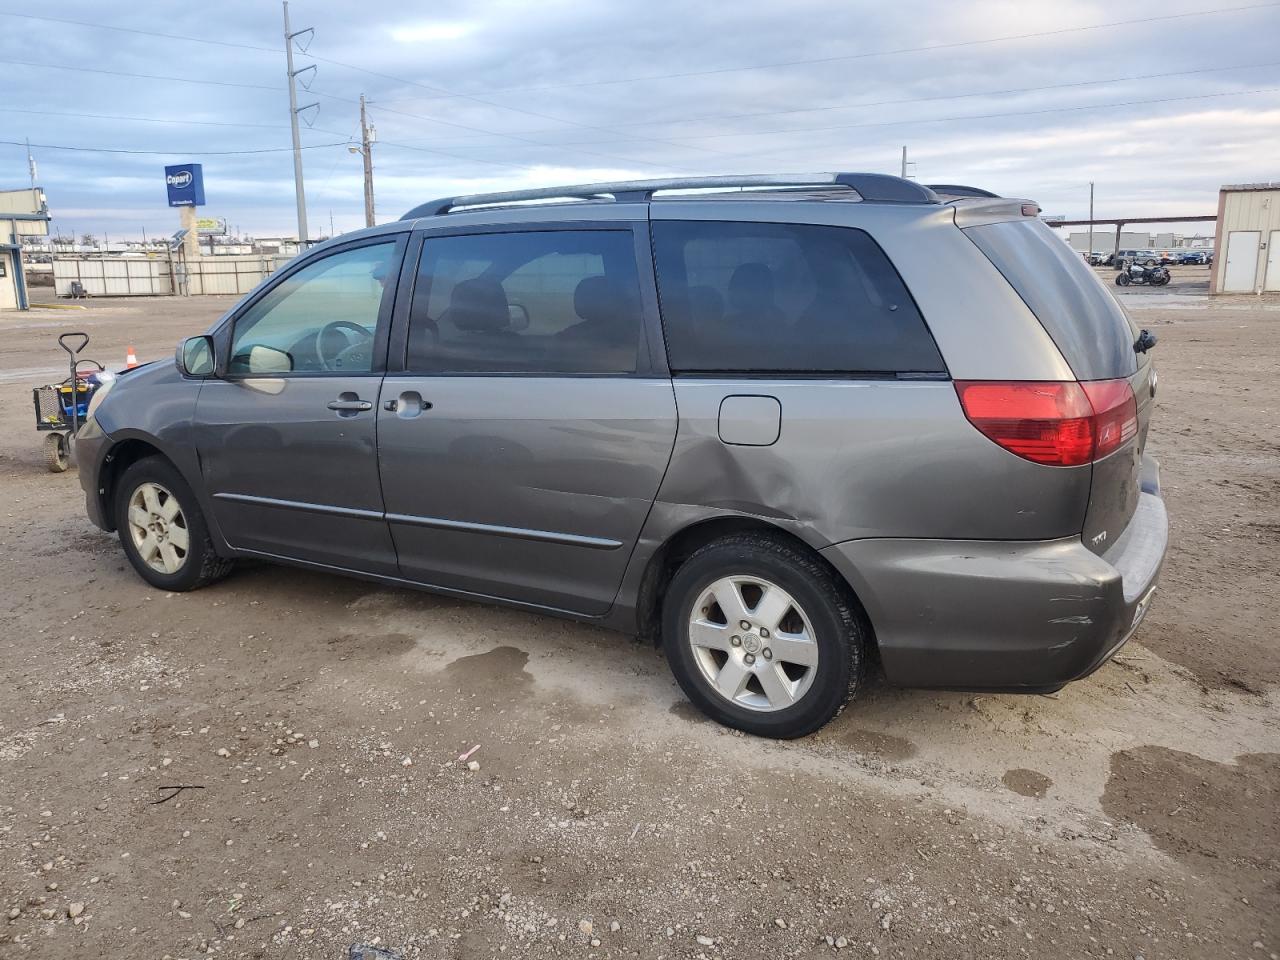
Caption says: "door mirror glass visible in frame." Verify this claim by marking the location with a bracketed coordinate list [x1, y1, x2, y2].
[177, 335, 215, 377]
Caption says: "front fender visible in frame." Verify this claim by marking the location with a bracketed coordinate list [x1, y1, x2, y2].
[80, 363, 226, 551]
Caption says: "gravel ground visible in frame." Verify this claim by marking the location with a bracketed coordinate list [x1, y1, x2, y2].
[1, 271, 1277, 959]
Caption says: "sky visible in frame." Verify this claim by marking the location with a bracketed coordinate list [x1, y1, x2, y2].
[1, 0, 1278, 241]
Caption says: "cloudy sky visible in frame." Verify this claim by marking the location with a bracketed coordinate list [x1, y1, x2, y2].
[2, 0, 1277, 240]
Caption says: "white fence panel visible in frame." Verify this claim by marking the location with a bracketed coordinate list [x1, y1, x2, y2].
[51, 254, 291, 298]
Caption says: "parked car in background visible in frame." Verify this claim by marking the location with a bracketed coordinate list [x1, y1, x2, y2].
[75, 173, 1168, 738]
[1178, 250, 1209, 265]
[1115, 249, 1159, 268]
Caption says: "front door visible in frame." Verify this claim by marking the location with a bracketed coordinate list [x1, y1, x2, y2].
[377, 225, 677, 615]
[195, 236, 406, 575]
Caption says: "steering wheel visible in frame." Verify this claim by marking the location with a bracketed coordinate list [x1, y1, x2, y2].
[314, 320, 374, 371]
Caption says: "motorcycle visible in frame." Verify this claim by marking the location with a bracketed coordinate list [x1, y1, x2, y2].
[1115, 262, 1170, 287]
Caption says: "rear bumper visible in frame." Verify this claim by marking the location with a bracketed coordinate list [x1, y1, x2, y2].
[819, 488, 1168, 693]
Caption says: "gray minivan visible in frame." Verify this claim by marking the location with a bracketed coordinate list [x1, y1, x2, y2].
[77, 173, 1167, 738]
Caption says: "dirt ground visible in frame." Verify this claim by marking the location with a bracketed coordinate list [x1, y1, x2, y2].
[1, 270, 1277, 960]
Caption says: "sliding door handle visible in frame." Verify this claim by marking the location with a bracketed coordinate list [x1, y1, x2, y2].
[383, 391, 431, 418]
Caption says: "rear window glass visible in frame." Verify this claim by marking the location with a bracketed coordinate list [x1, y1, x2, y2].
[965, 219, 1138, 380]
[652, 221, 945, 375]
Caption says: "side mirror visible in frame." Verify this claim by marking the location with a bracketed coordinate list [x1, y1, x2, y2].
[177, 335, 216, 377]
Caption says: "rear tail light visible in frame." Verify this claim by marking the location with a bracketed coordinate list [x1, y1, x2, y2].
[954, 379, 1137, 467]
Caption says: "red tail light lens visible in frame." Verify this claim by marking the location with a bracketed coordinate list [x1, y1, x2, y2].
[1080, 379, 1138, 460]
[954, 379, 1136, 467]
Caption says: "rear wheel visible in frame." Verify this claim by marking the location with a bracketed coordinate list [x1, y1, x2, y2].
[662, 533, 863, 738]
[115, 456, 234, 591]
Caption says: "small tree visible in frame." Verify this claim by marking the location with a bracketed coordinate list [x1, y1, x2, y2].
[80, 233, 96, 247]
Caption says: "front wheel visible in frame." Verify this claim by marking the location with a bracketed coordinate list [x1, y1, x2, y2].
[662, 534, 863, 738]
[1116, 272, 1131, 286]
[115, 456, 234, 591]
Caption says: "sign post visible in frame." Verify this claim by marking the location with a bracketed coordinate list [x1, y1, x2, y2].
[164, 163, 205, 263]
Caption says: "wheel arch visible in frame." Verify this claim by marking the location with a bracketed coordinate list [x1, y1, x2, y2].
[632, 515, 878, 655]
[96, 436, 172, 532]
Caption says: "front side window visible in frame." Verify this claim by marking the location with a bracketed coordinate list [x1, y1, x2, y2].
[652, 221, 944, 375]
[229, 242, 397, 375]
[407, 230, 643, 374]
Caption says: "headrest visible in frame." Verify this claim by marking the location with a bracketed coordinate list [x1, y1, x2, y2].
[573, 275, 626, 324]
[728, 262, 775, 304]
[444, 278, 510, 332]
[686, 284, 724, 322]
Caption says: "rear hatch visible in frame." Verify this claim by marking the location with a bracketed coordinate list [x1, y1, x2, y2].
[962, 217, 1154, 554]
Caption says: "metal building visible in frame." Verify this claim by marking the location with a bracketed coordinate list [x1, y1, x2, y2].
[0, 187, 51, 310]
[1211, 182, 1280, 294]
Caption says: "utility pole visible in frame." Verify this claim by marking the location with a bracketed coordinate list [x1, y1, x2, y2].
[359, 94, 376, 227]
[282, 1, 315, 247]
[26, 138, 38, 211]
[1087, 181, 1096, 260]
[898, 145, 916, 180]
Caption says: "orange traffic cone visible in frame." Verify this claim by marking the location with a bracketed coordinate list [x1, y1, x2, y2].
[126, 345, 139, 368]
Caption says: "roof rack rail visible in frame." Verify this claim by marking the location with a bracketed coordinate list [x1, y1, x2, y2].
[401, 172, 939, 219]
[926, 183, 1002, 199]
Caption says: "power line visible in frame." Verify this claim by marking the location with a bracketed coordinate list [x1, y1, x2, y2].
[374, 139, 545, 171]
[0, 139, 350, 157]
[0, 105, 351, 133]
[400, 1, 1280, 98]
[378, 60, 1280, 149]
[0, 57, 281, 91]
[608, 59, 1280, 130]
[0, 8, 719, 161]
[0, 11, 277, 53]
[365, 102, 678, 170]
[308, 53, 725, 158]
[713, 87, 1280, 162]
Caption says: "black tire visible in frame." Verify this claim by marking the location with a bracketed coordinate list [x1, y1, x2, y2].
[114, 455, 234, 591]
[1144, 258, 1157, 267]
[1116, 272, 1131, 286]
[662, 533, 863, 738]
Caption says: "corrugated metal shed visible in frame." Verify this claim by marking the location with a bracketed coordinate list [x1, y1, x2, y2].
[1212, 183, 1280, 294]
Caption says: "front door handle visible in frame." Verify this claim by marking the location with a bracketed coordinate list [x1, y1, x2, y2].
[327, 393, 372, 418]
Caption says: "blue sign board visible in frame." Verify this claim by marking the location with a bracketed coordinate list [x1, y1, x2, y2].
[164, 163, 206, 207]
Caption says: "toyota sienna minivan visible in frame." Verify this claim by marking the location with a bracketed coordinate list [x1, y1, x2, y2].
[77, 173, 1167, 738]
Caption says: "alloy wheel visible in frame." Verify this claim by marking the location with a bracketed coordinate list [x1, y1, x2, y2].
[127, 482, 189, 575]
[687, 575, 819, 712]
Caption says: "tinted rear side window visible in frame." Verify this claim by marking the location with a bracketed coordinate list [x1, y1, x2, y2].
[965, 219, 1138, 380]
[407, 230, 643, 374]
[652, 221, 945, 375]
